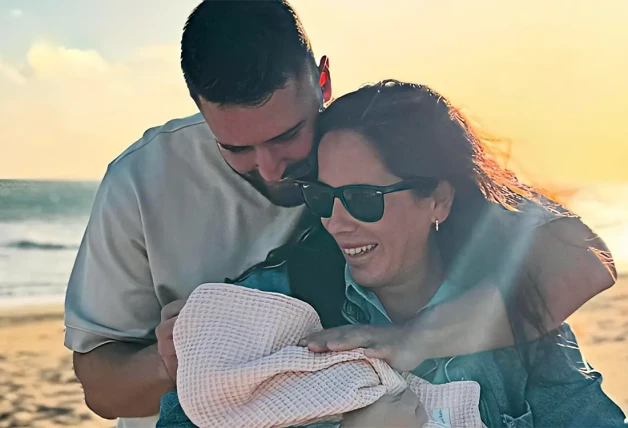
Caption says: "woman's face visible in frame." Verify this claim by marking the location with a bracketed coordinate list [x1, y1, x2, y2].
[317, 130, 437, 290]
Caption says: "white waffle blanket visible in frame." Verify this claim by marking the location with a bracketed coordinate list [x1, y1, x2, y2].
[173, 283, 485, 428]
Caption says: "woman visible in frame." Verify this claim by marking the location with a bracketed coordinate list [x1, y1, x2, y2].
[296, 79, 625, 427]
[157, 80, 624, 427]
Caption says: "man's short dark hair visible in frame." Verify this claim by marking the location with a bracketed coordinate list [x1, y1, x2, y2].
[181, 0, 317, 106]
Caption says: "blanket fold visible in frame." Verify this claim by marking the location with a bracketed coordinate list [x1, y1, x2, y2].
[174, 283, 485, 428]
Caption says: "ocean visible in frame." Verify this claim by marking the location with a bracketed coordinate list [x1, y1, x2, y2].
[0, 180, 99, 307]
[0, 179, 626, 307]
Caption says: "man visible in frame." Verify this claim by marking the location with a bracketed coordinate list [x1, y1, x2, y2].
[65, 1, 616, 427]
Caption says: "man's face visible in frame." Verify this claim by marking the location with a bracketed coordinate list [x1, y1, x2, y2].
[198, 73, 322, 207]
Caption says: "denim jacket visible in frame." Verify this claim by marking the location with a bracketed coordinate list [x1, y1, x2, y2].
[342, 267, 626, 427]
[157, 222, 626, 427]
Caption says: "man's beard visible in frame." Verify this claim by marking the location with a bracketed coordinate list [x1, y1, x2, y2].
[241, 170, 304, 207]
[235, 158, 317, 208]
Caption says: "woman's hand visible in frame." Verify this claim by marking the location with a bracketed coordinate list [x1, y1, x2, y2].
[341, 388, 427, 428]
[299, 323, 425, 372]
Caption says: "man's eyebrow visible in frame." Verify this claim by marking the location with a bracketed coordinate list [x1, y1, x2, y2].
[216, 119, 306, 149]
[266, 119, 306, 143]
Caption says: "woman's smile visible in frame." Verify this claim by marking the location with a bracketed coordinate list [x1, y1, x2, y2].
[341, 243, 379, 261]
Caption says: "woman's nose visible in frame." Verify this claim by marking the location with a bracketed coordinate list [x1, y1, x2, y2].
[322, 199, 357, 235]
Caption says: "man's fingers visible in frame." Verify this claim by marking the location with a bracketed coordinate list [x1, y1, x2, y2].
[326, 334, 372, 351]
[303, 326, 377, 352]
[156, 316, 177, 338]
[156, 317, 178, 357]
[305, 342, 330, 353]
[161, 299, 186, 321]
[157, 339, 177, 357]
[303, 327, 355, 348]
[363, 347, 390, 361]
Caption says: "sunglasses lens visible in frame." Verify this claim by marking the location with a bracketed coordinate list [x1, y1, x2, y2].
[300, 182, 334, 218]
[343, 188, 384, 222]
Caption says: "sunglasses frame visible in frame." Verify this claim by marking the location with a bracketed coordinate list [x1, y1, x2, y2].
[296, 177, 439, 223]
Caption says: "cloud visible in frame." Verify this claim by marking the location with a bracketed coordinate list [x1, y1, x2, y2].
[26, 42, 110, 79]
[0, 59, 26, 84]
[9, 9, 23, 18]
[0, 41, 196, 180]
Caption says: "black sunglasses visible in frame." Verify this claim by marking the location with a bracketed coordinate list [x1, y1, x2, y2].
[296, 177, 439, 223]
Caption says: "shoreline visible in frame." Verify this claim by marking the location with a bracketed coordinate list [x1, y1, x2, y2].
[0, 301, 65, 329]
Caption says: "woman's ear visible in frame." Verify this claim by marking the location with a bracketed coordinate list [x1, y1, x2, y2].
[432, 181, 455, 224]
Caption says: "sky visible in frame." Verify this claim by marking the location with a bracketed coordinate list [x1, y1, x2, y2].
[1, 0, 627, 188]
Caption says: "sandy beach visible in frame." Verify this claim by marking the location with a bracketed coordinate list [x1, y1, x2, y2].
[1, 278, 626, 428]
[0, 305, 111, 428]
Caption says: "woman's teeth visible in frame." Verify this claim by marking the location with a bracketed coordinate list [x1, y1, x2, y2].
[343, 244, 376, 256]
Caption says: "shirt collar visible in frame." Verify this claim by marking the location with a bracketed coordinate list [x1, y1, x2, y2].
[344, 264, 459, 323]
[344, 265, 390, 323]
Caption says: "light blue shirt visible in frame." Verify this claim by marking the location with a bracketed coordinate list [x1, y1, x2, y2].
[344, 265, 457, 327]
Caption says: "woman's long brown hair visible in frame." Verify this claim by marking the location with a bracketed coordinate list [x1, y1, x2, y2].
[315, 79, 614, 349]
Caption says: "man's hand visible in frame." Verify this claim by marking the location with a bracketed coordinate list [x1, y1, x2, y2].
[301, 284, 515, 371]
[300, 323, 424, 372]
[155, 299, 186, 382]
[341, 388, 427, 428]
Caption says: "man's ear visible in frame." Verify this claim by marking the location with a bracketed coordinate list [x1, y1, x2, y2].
[318, 55, 332, 103]
[432, 181, 455, 224]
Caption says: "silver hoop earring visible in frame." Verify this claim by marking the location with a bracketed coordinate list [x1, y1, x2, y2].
[435, 219, 439, 232]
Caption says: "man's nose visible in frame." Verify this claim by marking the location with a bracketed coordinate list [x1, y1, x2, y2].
[256, 146, 285, 183]
[322, 199, 357, 235]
